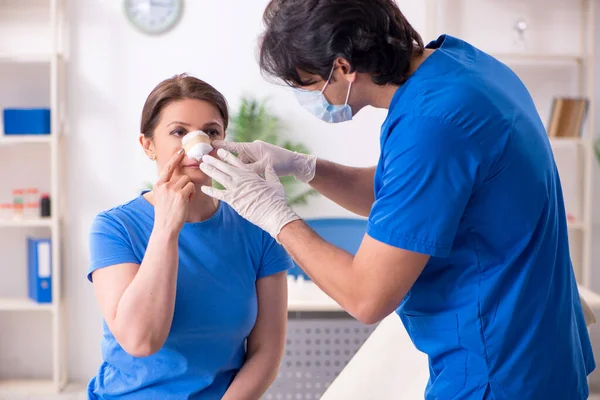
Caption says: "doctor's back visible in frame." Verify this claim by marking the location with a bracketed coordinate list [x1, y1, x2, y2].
[380, 35, 595, 399]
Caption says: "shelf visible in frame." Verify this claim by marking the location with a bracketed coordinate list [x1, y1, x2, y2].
[288, 300, 344, 312]
[288, 279, 344, 312]
[0, 297, 54, 312]
[0, 379, 55, 393]
[0, 379, 85, 396]
[0, 54, 52, 64]
[549, 137, 584, 145]
[0, 218, 53, 228]
[0, 134, 52, 145]
[491, 53, 582, 64]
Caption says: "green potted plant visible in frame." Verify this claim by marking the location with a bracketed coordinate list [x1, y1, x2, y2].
[223, 96, 318, 206]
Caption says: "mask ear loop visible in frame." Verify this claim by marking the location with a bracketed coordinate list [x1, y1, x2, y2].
[320, 64, 336, 94]
[344, 81, 353, 106]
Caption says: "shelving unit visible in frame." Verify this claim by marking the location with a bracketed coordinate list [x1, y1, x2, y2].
[0, 297, 55, 312]
[489, 53, 583, 64]
[424, 0, 596, 288]
[0, 134, 53, 145]
[0, 218, 54, 228]
[0, 0, 67, 394]
[0, 54, 53, 64]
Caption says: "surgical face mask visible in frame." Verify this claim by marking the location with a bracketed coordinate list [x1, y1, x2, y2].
[293, 67, 353, 124]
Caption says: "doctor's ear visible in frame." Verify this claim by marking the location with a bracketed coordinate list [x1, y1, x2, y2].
[334, 57, 357, 82]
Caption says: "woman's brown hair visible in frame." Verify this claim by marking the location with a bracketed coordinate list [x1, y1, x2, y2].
[140, 73, 229, 139]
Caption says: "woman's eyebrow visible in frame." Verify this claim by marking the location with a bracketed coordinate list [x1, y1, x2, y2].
[166, 120, 223, 129]
[202, 121, 223, 129]
[167, 121, 192, 127]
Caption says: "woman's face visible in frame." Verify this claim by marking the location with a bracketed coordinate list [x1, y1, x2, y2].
[141, 98, 226, 186]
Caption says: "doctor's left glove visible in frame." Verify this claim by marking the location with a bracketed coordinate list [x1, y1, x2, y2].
[200, 148, 301, 241]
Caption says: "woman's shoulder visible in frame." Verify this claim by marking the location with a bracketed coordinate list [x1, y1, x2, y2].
[91, 193, 152, 233]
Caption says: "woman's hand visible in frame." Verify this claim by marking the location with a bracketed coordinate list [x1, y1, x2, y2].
[153, 149, 196, 235]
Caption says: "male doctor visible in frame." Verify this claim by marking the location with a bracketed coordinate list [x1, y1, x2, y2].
[199, 0, 595, 398]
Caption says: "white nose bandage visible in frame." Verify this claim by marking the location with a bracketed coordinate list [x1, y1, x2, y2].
[181, 130, 213, 161]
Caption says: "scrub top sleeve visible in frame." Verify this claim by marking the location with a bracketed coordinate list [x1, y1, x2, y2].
[88, 212, 139, 282]
[368, 117, 480, 258]
[257, 232, 294, 279]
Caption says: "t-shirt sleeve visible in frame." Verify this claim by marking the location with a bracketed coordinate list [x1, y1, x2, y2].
[88, 212, 140, 282]
[257, 231, 294, 279]
[368, 116, 480, 258]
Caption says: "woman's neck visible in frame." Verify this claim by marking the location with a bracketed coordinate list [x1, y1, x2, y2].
[186, 189, 219, 222]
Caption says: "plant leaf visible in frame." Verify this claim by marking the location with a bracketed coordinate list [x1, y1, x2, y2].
[227, 96, 320, 206]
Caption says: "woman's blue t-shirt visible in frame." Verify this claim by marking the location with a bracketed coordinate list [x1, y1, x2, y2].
[87, 194, 293, 399]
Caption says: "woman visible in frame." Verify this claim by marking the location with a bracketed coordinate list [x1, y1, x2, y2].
[199, 0, 595, 399]
[87, 73, 292, 399]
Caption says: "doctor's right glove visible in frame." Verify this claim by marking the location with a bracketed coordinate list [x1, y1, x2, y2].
[199, 149, 301, 241]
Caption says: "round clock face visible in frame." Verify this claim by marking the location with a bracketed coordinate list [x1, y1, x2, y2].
[124, 0, 183, 35]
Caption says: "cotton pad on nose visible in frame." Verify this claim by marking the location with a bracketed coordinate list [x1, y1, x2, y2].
[181, 130, 213, 161]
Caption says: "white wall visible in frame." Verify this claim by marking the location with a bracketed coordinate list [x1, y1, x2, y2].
[1, 0, 600, 386]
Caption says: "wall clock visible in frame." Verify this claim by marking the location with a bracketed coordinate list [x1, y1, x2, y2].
[124, 0, 183, 35]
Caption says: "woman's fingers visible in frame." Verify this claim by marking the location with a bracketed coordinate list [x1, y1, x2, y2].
[181, 181, 196, 202]
[156, 149, 185, 185]
[174, 174, 191, 190]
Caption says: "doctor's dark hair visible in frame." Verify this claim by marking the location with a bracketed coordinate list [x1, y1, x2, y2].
[140, 73, 229, 139]
[258, 0, 425, 87]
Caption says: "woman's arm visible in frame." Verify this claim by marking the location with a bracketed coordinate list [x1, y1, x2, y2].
[222, 271, 288, 400]
[91, 150, 194, 357]
[92, 228, 180, 357]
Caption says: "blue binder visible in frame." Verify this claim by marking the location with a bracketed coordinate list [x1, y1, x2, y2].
[27, 237, 52, 303]
[288, 218, 368, 280]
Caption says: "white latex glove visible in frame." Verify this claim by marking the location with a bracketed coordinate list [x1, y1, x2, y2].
[212, 140, 317, 183]
[199, 148, 301, 240]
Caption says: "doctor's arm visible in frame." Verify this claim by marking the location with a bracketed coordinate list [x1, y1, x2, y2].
[279, 221, 429, 324]
[201, 118, 474, 325]
[309, 160, 376, 217]
[222, 271, 288, 400]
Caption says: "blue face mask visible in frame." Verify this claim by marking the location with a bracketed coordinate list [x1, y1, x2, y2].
[293, 66, 353, 124]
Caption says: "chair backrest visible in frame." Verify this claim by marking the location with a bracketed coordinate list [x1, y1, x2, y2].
[287, 218, 368, 280]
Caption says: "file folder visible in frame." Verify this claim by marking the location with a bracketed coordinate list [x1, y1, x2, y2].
[27, 237, 52, 303]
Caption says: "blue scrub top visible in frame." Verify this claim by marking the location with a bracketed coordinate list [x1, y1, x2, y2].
[87, 195, 293, 399]
[368, 34, 595, 399]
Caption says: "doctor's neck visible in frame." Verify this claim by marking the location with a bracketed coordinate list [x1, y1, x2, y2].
[367, 48, 436, 111]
